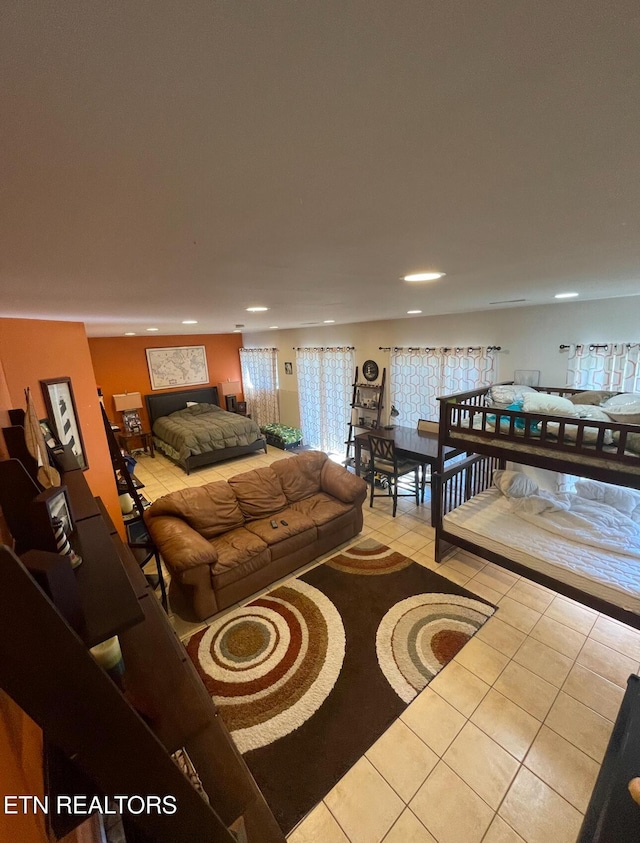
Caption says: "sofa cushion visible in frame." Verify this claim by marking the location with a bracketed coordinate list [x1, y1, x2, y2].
[245, 511, 318, 561]
[271, 450, 327, 502]
[228, 466, 288, 520]
[146, 482, 244, 539]
[290, 491, 354, 526]
[209, 527, 270, 589]
[244, 509, 316, 544]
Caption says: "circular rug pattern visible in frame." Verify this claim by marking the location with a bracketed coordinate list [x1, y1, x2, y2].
[376, 593, 494, 702]
[326, 538, 414, 575]
[187, 580, 345, 753]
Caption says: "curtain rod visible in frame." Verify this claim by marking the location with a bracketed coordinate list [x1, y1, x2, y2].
[559, 343, 639, 351]
[379, 345, 501, 352]
[240, 346, 278, 352]
[292, 346, 355, 351]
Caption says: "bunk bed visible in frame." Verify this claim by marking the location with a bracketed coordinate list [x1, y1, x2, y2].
[434, 383, 640, 628]
[145, 387, 266, 474]
[434, 382, 640, 841]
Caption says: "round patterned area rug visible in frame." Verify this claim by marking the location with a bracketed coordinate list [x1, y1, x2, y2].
[186, 539, 495, 835]
[186, 580, 345, 753]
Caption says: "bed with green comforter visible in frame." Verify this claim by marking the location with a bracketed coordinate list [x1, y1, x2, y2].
[151, 403, 266, 473]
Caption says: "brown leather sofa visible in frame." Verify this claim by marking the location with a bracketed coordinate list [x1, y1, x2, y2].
[144, 451, 367, 620]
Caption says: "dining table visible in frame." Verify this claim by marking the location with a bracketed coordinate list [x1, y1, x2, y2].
[353, 425, 463, 522]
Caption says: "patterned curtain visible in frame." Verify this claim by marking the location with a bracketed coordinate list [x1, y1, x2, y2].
[566, 343, 640, 391]
[389, 349, 442, 425]
[296, 347, 355, 455]
[390, 346, 497, 422]
[239, 347, 279, 427]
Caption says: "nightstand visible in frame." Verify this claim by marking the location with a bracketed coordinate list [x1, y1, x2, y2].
[116, 430, 155, 458]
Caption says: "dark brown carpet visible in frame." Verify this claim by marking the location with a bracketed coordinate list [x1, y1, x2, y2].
[186, 539, 495, 834]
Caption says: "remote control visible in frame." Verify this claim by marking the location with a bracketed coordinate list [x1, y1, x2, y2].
[270, 519, 278, 528]
[280, 519, 288, 526]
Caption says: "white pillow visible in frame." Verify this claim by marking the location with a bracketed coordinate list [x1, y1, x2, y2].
[506, 463, 565, 493]
[602, 393, 640, 425]
[186, 401, 199, 407]
[546, 421, 613, 445]
[576, 404, 613, 422]
[493, 469, 538, 498]
[487, 384, 538, 407]
[574, 479, 640, 517]
[522, 393, 580, 416]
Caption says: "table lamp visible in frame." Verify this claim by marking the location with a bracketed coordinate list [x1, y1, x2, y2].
[218, 381, 241, 412]
[384, 405, 400, 429]
[113, 392, 143, 431]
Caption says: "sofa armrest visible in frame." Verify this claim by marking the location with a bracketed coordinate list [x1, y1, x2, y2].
[144, 514, 218, 572]
[320, 460, 367, 505]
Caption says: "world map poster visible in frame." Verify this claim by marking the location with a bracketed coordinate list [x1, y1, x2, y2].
[146, 345, 209, 390]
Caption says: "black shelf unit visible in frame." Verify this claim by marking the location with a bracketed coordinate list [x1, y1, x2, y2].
[344, 366, 386, 469]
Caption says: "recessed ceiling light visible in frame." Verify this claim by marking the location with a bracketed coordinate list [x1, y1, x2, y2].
[182, 320, 198, 324]
[269, 326, 279, 329]
[323, 319, 335, 324]
[233, 329, 242, 333]
[246, 306, 269, 312]
[124, 332, 136, 336]
[146, 327, 159, 332]
[554, 292, 579, 299]
[403, 272, 445, 282]
[407, 310, 422, 314]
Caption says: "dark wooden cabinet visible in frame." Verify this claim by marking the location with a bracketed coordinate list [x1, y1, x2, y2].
[0, 465, 285, 842]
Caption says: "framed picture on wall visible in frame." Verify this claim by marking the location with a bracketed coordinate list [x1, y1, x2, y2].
[40, 377, 88, 470]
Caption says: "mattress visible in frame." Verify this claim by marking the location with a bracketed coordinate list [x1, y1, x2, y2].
[443, 488, 640, 614]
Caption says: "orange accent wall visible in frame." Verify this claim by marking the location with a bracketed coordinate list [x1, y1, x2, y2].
[0, 692, 47, 843]
[88, 333, 244, 429]
[0, 319, 124, 843]
[0, 318, 122, 534]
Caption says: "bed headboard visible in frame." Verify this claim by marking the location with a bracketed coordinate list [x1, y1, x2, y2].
[145, 386, 220, 429]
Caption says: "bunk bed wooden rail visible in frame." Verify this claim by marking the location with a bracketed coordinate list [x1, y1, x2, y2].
[437, 385, 640, 490]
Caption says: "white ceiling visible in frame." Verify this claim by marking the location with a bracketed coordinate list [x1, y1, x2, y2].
[1, 1, 639, 337]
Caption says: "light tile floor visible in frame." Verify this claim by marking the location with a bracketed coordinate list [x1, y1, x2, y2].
[132, 448, 638, 843]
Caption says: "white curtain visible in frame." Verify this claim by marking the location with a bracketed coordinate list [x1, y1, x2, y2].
[390, 346, 497, 423]
[296, 347, 355, 455]
[239, 347, 279, 427]
[566, 343, 640, 391]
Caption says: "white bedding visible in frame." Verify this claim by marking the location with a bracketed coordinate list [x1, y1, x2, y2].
[443, 489, 640, 614]
[510, 491, 640, 559]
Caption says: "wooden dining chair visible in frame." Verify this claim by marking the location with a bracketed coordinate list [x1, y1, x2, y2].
[367, 434, 422, 517]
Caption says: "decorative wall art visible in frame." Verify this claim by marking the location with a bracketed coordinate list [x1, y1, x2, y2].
[40, 377, 88, 469]
[146, 346, 209, 390]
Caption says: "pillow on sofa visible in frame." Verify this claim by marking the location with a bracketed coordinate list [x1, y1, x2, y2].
[147, 482, 245, 539]
[522, 393, 580, 416]
[271, 450, 327, 502]
[228, 466, 288, 520]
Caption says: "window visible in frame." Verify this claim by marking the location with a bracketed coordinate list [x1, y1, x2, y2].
[566, 343, 640, 391]
[239, 348, 279, 426]
[390, 347, 497, 422]
[295, 347, 355, 456]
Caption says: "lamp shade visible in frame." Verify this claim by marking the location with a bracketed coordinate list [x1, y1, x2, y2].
[113, 392, 143, 412]
[218, 381, 240, 396]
